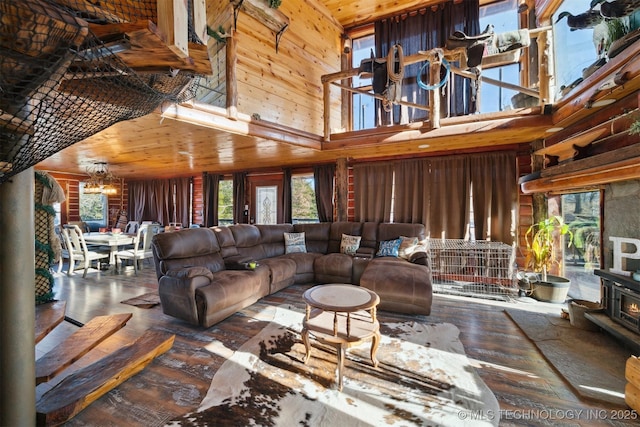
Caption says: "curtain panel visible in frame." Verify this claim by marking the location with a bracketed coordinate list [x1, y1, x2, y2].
[353, 151, 516, 243]
[172, 177, 190, 227]
[374, 0, 480, 125]
[470, 152, 517, 243]
[353, 162, 394, 223]
[127, 179, 172, 225]
[233, 172, 247, 224]
[313, 164, 336, 222]
[202, 172, 220, 227]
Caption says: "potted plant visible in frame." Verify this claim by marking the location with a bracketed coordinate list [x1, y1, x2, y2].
[522, 215, 574, 302]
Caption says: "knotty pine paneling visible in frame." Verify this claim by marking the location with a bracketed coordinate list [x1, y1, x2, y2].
[233, 0, 342, 135]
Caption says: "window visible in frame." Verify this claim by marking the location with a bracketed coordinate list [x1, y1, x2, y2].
[79, 182, 107, 229]
[291, 174, 318, 223]
[218, 179, 233, 225]
[351, 34, 376, 131]
[561, 191, 601, 301]
[479, 0, 521, 112]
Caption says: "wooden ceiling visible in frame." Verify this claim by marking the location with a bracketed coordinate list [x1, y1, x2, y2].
[34, 0, 636, 182]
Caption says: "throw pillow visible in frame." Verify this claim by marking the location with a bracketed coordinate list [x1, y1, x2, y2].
[340, 234, 361, 255]
[376, 238, 401, 257]
[284, 232, 307, 254]
[398, 236, 419, 260]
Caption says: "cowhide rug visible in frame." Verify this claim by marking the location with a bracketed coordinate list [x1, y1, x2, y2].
[168, 306, 499, 426]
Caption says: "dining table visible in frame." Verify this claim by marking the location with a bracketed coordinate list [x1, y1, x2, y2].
[83, 232, 136, 267]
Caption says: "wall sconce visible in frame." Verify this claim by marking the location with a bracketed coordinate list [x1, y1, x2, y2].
[342, 34, 351, 54]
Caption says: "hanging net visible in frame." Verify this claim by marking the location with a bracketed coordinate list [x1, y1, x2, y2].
[0, 0, 208, 184]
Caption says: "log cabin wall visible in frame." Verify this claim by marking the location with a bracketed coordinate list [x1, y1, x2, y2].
[44, 171, 128, 228]
[228, 0, 343, 134]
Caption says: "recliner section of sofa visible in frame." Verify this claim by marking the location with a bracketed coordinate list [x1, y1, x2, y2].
[152, 222, 432, 328]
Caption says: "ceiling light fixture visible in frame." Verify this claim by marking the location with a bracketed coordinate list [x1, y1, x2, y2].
[84, 162, 118, 196]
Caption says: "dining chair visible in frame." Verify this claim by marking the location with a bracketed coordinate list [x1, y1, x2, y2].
[124, 221, 140, 235]
[54, 225, 71, 274]
[115, 224, 161, 274]
[62, 224, 110, 278]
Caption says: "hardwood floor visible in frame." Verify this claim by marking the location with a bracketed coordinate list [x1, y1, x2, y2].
[36, 263, 637, 426]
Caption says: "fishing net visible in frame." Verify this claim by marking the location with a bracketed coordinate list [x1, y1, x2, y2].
[0, 0, 208, 184]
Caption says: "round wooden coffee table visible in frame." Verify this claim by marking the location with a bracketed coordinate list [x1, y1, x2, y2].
[301, 284, 380, 391]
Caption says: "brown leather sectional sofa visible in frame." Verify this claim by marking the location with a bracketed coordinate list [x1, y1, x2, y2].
[151, 222, 432, 328]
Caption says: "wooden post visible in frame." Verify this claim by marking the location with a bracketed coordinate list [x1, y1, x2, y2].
[157, 0, 189, 58]
[428, 50, 442, 129]
[335, 158, 348, 221]
[537, 26, 552, 105]
[226, 30, 237, 120]
[323, 81, 331, 141]
[341, 51, 351, 132]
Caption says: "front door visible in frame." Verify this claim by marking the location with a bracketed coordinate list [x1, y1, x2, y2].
[249, 176, 283, 224]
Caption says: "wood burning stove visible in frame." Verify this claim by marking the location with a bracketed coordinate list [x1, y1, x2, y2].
[597, 269, 640, 335]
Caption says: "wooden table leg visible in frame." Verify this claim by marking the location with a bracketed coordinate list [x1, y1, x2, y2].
[370, 330, 380, 368]
[337, 344, 345, 391]
[301, 327, 311, 363]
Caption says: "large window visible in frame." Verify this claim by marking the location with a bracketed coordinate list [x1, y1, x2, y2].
[291, 174, 318, 223]
[79, 182, 107, 229]
[351, 34, 376, 131]
[218, 179, 233, 225]
[561, 191, 601, 301]
[479, 0, 521, 112]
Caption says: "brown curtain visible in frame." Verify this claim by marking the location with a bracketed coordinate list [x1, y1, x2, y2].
[353, 162, 394, 222]
[313, 164, 335, 222]
[203, 172, 220, 227]
[233, 172, 247, 224]
[393, 159, 429, 224]
[470, 152, 517, 243]
[127, 179, 171, 225]
[282, 168, 292, 223]
[374, 0, 480, 125]
[171, 177, 190, 227]
[427, 156, 470, 239]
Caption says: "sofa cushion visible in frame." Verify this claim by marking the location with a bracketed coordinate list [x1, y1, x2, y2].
[259, 257, 297, 293]
[293, 223, 330, 253]
[340, 234, 361, 255]
[398, 236, 419, 260]
[212, 226, 239, 258]
[360, 257, 432, 315]
[284, 232, 307, 253]
[315, 253, 353, 283]
[230, 224, 268, 260]
[257, 224, 293, 258]
[152, 228, 225, 276]
[329, 222, 362, 253]
[376, 238, 401, 257]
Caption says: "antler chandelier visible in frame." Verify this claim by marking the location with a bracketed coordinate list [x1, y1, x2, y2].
[84, 162, 118, 195]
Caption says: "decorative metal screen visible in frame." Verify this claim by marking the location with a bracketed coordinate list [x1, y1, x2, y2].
[0, 0, 208, 184]
[428, 239, 518, 300]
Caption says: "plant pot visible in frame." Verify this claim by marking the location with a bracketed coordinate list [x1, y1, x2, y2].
[531, 275, 570, 303]
[568, 299, 603, 331]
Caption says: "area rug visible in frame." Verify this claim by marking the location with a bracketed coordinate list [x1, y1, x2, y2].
[168, 306, 499, 426]
[120, 292, 161, 309]
[505, 308, 628, 406]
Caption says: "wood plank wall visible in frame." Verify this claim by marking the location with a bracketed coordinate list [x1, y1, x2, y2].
[225, 0, 343, 135]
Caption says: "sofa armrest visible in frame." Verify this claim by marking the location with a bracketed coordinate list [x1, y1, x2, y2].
[223, 254, 255, 270]
[355, 247, 375, 258]
[165, 266, 215, 281]
[159, 266, 215, 325]
[408, 250, 429, 266]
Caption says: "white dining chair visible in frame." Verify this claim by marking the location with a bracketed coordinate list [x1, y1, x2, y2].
[115, 224, 161, 274]
[62, 224, 110, 278]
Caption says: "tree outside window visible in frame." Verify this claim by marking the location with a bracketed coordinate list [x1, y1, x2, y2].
[79, 182, 107, 228]
[218, 180, 233, 225]
[292, 175, 318, 223]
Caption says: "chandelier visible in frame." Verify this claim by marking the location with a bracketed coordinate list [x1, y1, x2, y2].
[84, 162, 118, 195]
